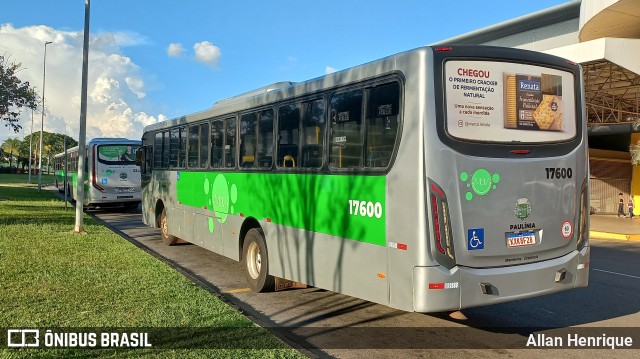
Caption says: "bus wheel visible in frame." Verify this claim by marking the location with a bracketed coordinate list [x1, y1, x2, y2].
[123, 201, 140, 211]
[159, 208, 178, 246]
[243, 228, 275, 292]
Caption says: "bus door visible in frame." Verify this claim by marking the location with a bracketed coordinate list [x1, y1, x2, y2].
[137, 145, 153, 186]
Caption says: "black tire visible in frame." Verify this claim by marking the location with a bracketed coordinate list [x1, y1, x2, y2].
[66, 185, 74, 202]
[242, 228, 275, 292]
[159, 207, 178, 246]
[123, 201, 140, 212]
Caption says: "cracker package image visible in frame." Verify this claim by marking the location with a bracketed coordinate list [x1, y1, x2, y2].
[504, 72, 563, 131]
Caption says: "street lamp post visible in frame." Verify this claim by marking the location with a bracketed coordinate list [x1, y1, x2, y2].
[38, 40, 52, 192]
[28, 109, 34, 183]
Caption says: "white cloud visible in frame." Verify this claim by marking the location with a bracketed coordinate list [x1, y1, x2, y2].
[278, 56, 298, 72]
[167, 43, 184, 57]
[326, 66, 337, 74]
[193, 41, 221, 67]
[125, 77, 146, 99]
[0, 24, 164, 143]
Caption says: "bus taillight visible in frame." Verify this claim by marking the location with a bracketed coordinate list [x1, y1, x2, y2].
[429, 180, 456, 268]
[431, 194, 445, 254]
[577, 179, 589, 250]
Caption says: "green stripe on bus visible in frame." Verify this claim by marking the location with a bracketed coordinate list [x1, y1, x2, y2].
[176, 171, 386, 246]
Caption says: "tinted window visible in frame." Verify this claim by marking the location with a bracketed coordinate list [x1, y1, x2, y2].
[301, 99, 325, 168]
[224, 118, 237, 168]
[211, 120, 224, 168]
[257, 109, 274, 168]
[277, 103, 300, 168]
[240, 113, 257, 168]
[199, 123, 209, 168]
[365, 82, 400, 168]
[97, 145, 137, 165]
[330, 90, 363, 168]
[188, 126, 199, 168]
[154, 132, 164, 168]
[169, 128, 181, 167]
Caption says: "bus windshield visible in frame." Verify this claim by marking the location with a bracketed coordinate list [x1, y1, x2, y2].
[444, 60, 577, 143]
[97, 145, 138, 165]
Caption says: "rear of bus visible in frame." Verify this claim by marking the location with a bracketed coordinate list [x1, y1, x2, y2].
[88, 141, 142, 208]
[417, 45, 589, 312]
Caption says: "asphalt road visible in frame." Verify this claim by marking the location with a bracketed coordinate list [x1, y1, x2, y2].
[89, 207, 640, 359]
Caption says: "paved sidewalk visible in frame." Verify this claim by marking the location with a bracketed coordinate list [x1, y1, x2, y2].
[590, 214, 640, 240]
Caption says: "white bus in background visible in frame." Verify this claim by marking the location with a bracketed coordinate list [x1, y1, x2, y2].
[54, 138, 141, 210]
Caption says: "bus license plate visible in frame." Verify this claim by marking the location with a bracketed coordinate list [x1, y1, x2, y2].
[506, 232, 536, 247]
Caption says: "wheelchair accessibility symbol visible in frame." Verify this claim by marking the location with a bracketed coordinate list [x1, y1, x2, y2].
[467, 228, 485, 250]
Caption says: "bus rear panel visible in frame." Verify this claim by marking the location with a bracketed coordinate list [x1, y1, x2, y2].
[88, 142, 142, 207]
[414, 46, 589, 312]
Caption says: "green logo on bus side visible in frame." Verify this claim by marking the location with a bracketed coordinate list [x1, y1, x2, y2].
[460, 169, 501, 201]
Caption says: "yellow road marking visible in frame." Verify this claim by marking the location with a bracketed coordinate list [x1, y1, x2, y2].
[590, 231, 640, 241]
[222, 288, 252, 294]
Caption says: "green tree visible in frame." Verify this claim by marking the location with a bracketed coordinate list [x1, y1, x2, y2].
[1, 138, 22, 169]
[21, 132, 78, 172]
[0, 55, 38, 133]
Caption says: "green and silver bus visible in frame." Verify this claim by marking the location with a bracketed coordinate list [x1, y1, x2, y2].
[54, 138, 141, 210]
[138, 45, 589, 312]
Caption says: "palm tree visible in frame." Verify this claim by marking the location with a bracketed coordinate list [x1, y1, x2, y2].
[1, 138, 21, 169]
[44, 144, 53, 174]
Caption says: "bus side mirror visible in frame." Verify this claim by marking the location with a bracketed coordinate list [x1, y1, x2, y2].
[135, 150, 143, 167]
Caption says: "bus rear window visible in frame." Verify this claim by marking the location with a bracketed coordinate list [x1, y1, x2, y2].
[444, 60, 576, 143]
[97, 145, 138, 165]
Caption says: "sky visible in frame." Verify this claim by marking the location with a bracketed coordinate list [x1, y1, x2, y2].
[0, 0, 574, 145]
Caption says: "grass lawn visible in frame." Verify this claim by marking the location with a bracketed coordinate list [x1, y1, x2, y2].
[0, 174, 304, 358]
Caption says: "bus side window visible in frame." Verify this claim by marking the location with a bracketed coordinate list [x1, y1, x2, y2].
[277, 103, 300, 168]
[211, 120, 224, 168]
[153, 132, 164, 168]
[144, 147, 152, 174]
[187, 125, 199, 168]
[224, 118, 237, 168]
[301, 99, 325, 168]
[257, 109, 274, 168]
[138, 145, 152, 176]
[199, 123, 209, 168]
[169, 128, 179, 168]
[240, 113, 257, 168]
[365, 82, 400, 168]
[329, 90, 363, 169]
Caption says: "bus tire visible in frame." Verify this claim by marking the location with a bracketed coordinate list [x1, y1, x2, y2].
[159, 207, 178, 246]
[123, 201, 140, 211]
[242, 228, 275, 292]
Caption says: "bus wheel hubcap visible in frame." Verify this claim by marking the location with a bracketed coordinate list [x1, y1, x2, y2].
[161, 218, 168, 237]
[247, 242, 261, 279]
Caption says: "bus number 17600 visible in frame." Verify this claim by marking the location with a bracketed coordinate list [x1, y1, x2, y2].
[348, 200, 383, 219]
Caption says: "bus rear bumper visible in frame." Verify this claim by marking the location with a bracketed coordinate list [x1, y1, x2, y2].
[413, 246, 590, 313]
[90, 193, 142, 204]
